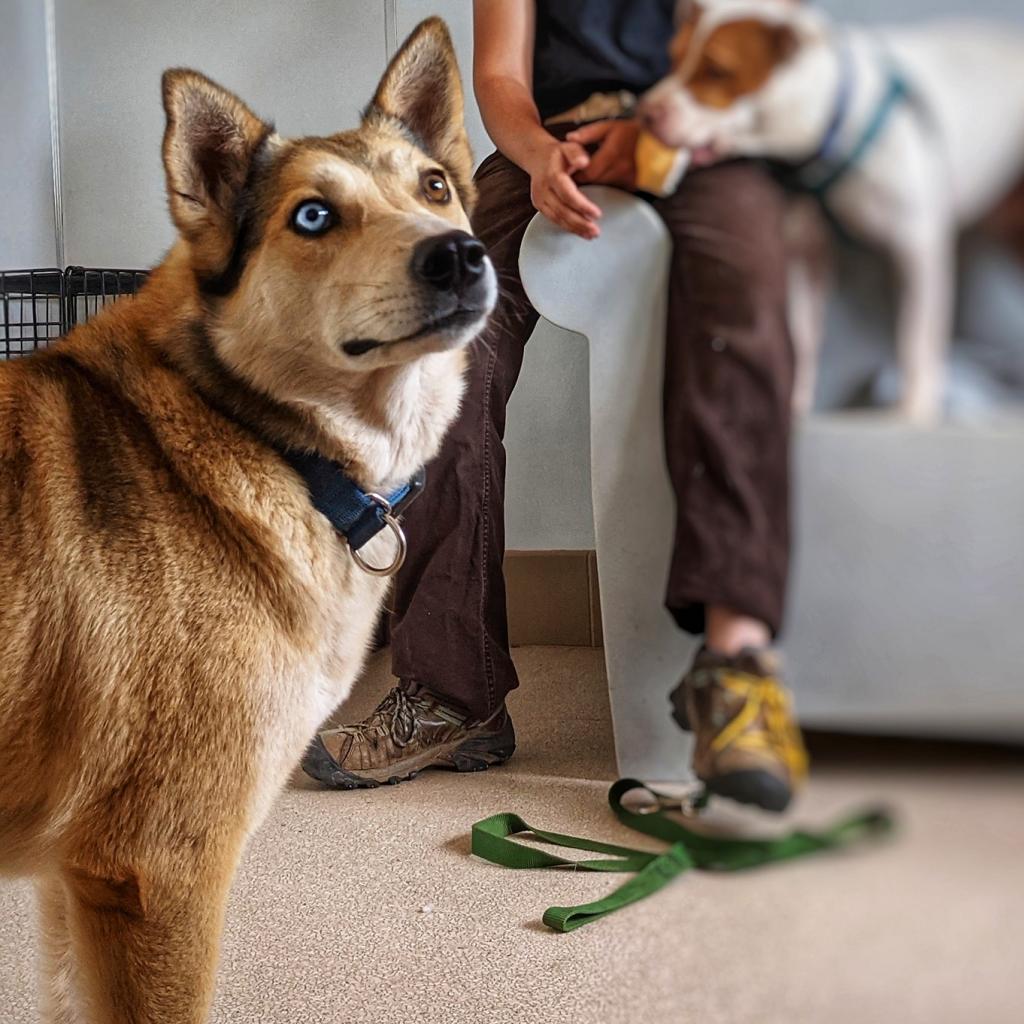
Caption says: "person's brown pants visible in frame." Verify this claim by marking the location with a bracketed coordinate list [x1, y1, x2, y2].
[391, 141, 795, 721]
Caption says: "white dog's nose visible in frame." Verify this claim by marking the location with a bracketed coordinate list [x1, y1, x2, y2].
[636, 95, 662, 129]
[636, 79, 689, 147]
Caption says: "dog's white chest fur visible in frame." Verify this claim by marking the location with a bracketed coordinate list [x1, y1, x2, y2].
[245, 528, 393, 829]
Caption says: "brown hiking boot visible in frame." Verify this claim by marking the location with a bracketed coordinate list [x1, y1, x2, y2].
[669, 647, 808, 812]
[301, 682, 515, 790]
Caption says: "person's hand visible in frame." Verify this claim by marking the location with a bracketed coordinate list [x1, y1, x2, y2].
[567, 119, 640, 190]
[525, 138, 603, 239]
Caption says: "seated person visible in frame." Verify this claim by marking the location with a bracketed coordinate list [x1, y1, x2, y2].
[303, 0, 807, 812]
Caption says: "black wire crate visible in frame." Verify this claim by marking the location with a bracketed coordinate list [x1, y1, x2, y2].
[63, 266, 150, 332]
[1, 265, 149, 359]
[0, 269, 64, 358]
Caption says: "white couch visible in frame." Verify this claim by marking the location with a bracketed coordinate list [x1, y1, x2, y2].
[520, 186, 1024, 781]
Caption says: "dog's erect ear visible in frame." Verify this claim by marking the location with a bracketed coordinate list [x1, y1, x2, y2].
[671, 2, 713, 73]
[161, 69, 272, 275]
[674, 1, 703, 29]
[365, 18, 474, 204]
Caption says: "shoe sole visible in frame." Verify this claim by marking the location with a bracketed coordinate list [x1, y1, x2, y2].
[301, 716, 516, 791]
[704, 770, 792, 813]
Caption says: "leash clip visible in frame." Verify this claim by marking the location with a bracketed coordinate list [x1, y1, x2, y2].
[349, 493, 408, 577]
[634, 787, 708, 818]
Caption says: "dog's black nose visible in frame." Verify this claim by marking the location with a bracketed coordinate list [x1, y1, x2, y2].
[412, 230, 486, 293]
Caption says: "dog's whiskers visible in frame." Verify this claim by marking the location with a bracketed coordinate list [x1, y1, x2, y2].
[345, 302, 425, 341]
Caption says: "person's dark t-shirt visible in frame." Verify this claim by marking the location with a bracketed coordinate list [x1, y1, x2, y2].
[532, 0, 676, 120]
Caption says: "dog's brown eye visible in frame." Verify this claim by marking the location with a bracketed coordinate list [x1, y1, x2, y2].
[421, 171, 450, 204]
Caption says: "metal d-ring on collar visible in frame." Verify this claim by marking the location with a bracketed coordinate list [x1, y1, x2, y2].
[280, 449, 426, 579]
[349, 491, 409, 577]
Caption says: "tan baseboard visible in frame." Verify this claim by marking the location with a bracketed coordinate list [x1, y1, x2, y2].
[504, 549, 602, 648]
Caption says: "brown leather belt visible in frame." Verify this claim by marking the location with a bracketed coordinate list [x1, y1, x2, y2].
[543, 90, 637, 126]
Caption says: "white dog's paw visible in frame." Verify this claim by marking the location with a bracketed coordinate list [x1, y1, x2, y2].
[791, 382, 816, 418]
[897, 393, 943, 427]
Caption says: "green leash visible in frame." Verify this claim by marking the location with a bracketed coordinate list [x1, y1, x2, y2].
[471, 778, 894, 932]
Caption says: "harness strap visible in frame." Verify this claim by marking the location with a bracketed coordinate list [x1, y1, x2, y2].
[813, 40, 854, 167]
[780, 34, 917, 204]
[805, 67, 910, 197]
[471, 778, 894, 932]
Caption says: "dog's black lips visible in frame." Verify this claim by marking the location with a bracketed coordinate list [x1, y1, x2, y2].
[342, 308, 482, 357]
[343, 339, 385, 356]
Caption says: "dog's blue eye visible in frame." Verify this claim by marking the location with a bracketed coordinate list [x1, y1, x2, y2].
[291, 200, 334, 236]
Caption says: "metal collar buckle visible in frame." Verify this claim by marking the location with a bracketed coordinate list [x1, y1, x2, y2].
[349, 493, 408, 577]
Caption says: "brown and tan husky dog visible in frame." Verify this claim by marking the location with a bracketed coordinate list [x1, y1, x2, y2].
[0, 18, 494, 1023]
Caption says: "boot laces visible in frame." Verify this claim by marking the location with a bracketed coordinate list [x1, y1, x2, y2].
[709, 670, 809, 780]
[350, 687, 421, 749]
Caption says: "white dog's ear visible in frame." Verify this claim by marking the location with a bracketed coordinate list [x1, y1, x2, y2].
[365, 17, 474, 206]
[670, 2, 704, 69]
[784, 2, 830, 46]
[674, 1, 704, 28]
[161, 69, 272, 275]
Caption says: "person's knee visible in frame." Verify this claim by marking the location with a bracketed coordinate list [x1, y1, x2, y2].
[662, 161, 789, 260]
[663, 163, 790, 327]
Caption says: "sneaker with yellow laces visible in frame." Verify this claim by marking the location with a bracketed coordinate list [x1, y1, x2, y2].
[669, 647, 808, 812]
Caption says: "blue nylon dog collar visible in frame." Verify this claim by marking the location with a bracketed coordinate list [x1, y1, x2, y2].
[282, 448, 425, 571]
[812, 40, 854, 168]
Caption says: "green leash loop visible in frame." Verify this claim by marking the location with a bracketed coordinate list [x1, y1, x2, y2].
[471, 779, 895, 932]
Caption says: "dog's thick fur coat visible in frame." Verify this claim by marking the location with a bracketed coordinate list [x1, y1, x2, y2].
[0, 18, 494, 1022]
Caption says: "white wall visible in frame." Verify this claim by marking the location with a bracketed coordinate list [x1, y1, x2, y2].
[0, 0, 58, 268]
[54, 0, 389, 267]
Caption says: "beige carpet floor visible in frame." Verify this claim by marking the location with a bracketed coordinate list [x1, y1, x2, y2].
[2, 646, 1022, 1023]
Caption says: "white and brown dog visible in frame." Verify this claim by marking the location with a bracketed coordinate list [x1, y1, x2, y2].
[639, 0, 1024, 421]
